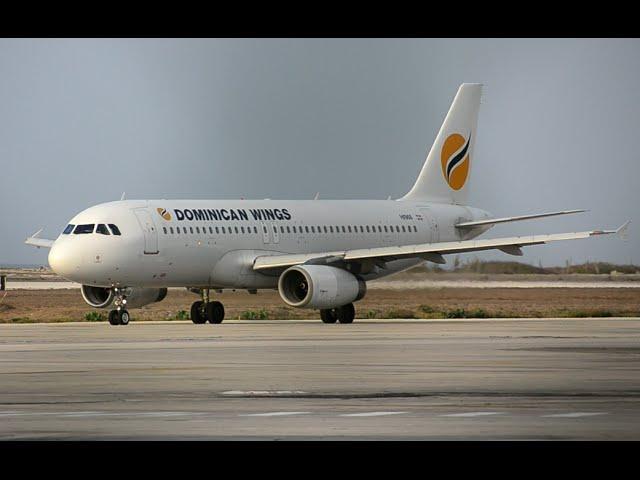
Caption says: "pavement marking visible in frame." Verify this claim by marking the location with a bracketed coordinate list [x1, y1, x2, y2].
[239, 411, 311, 417]
[222, 390, 307, 396]
[440, 412, 505, 417]
[542, 412, 609, 418]
[339, 411, 408, 417]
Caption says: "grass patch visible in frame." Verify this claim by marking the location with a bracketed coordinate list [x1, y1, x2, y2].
[84, 311, 105, 322]
[382, 308, 416, 319]
[173, 310, 190, 320]
[239, 309, 269, 320]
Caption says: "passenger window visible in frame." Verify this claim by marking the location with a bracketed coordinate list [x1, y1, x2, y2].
[305, 226, 309, 233]
[347, 226, 351, 233]
[396, 226, 400, 232]
[287, 226, 291, 233]
[96, 224, 110, 235]
[221, 227, 226, 234]
[280, 226, 285, 233]
[366, 226, 370, 233]
[311, 226, 315, 233]
[162, 227, 167, 235]
[209, 227, 213, 234]
[323, 226, 327, 233]
[235, 227, 239, 234]
[402, 226, 406, 232]
[170, 227, 174, 234]
[273, 226, 277, 233]
[293, 226, 297, 233]
[329, 226, 333, 233]
[62, 224, 75, 235]
[377, 226, 382, 232]
[74, 224, 95, 234]
[414, 225, 418, 232]
[253, 226, 258, 234]
[215, 227, 219, 234]
[196, 227, 200, 234]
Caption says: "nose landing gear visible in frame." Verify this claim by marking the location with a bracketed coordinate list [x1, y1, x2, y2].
[108, 287, 130, 326]
[191, 289, 225, 324]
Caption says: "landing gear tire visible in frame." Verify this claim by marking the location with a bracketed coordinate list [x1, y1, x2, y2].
[320, 309, 338, 324]
[337, 303, 355, 324]
[206, 301, 225, 324]
[108, 309, 130, 326]
[108, 310, 120, 326]
[191, 301, 207, 324]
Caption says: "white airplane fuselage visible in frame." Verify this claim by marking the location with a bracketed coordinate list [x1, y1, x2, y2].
[48, 199, 492, 289]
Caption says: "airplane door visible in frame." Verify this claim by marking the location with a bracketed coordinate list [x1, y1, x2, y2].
[133, 208, 159, 254]
[260, 222, 270, 244]
[271, 222, 280, 244]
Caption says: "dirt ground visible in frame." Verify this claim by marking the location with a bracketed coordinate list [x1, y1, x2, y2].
[1, 287, 639, 322]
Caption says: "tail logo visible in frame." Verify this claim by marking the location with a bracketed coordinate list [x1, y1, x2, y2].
[157, 207, 172, 221]
[441, 132, 471, 190]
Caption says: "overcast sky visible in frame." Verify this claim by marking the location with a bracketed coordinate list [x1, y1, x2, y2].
[1, 38, 638, 267]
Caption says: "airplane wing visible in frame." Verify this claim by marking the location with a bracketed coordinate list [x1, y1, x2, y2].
[24, 229, 55, 249]
[455, 209, 586, 228]
[253, 221, 630, 271]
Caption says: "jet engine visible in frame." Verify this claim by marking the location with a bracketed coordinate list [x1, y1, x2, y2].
[278, 265, 366, 309]
[81, 285, 168, 309]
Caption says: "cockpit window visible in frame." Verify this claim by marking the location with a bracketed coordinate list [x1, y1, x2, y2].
[62, 224, 75, 235]
[96, 224, 110, 235]
[108, 224, 121, 236]
[74, 224, 95, 234]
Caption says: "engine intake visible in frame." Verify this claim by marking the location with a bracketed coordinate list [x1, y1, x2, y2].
[81, 285, 168, 309]
[278, 265, 366, 309]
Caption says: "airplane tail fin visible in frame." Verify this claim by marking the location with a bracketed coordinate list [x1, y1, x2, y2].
[400, 83, 482, 205]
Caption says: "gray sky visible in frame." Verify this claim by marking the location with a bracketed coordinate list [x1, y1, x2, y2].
[1, 38, 638, 267]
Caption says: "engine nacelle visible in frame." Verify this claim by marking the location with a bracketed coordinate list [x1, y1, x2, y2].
[278, 265, 366, 309]
[81, 285, 168, 309]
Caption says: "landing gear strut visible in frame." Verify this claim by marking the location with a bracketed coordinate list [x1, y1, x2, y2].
[108, 287, 130, 326]
[191, 289, 225, 324]
[320, 303, 355, 324]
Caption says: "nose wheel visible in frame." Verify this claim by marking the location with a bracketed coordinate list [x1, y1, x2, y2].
[108, 309, 130, 326]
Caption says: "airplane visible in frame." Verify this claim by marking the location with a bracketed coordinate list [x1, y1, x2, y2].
[25, 83, 629, 326]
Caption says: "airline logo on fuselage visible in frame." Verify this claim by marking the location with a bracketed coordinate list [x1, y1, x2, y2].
[157, 208, 172, 221]
[441, 132, 471, 191]
[156, 207, 292, 222]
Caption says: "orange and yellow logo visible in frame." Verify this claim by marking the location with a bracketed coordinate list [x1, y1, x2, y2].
[157, 207, 172, 221]
[441, 132, 471, 190]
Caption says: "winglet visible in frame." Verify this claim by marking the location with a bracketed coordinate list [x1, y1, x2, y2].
[120, 192, 126, 201]
[616, 220, 631, 240]
[30, 228, 44, 239]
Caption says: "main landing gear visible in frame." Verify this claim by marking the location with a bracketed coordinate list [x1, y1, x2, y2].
[108, 287, 130, 326]
[191, 289, 225, 324]
[320, 303, 355, 324]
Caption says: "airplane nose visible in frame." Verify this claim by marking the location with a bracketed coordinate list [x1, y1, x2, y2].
[48, 242, 79, 279]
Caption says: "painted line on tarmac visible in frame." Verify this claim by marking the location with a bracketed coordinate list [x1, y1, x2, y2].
[239, 412, 311, 417]
[439, 412, 505, 417]
[542, 412, 608, 418]
[339, 411, 408, 417]
[222, 390, 308, 396]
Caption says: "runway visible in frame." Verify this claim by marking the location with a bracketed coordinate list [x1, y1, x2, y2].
[1, 318, 639, 439]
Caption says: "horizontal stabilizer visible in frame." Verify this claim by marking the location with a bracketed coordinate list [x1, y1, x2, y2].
[455, 209, 587, 228]
[25, 228, 55, 249]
